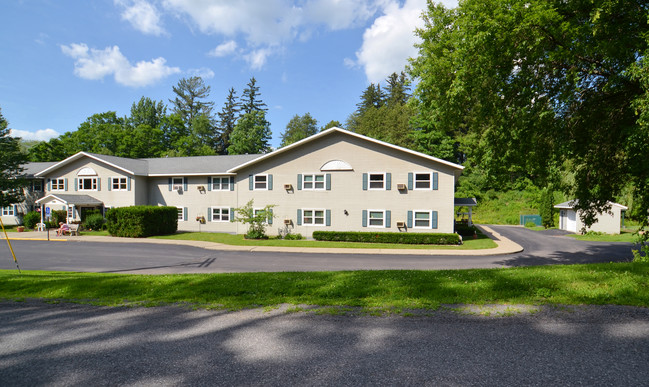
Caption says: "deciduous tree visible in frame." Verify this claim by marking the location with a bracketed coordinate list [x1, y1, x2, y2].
[0, 108, 28, 208]
[279, 113, 318, 147]
[227, 110, 272, 155]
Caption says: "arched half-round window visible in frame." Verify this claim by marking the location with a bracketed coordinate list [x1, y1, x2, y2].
[320, 160, 353, 171]
[77, 167, 98, 176]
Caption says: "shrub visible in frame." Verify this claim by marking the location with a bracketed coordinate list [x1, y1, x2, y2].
[106, 206, 177, 238]
[525, 221, 537, 228]
[84, 213, 105, 231]
[52, 210, 67, 224]
[284, 233, 303, 240]
[232, 200, 275, 239]
[455, 223, 477, 237]
[23, 211, 41, 229]
[312, 231, 461, 245]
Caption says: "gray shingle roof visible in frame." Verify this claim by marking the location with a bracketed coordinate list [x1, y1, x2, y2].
[144, 154, 262, 175]
[454, 197, 478, 207]
[36, 194, 103, 206]
[23, 162, 57, 177]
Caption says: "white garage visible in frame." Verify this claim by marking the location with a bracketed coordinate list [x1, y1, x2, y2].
[555, 200, 627, 235]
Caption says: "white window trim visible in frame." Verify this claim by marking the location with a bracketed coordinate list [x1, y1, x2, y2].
[302, 173, 326, 191]
[413, 210, 432, 229]
[253, 174, 268, 191]
[172, 177, 184, 192]
[111, 177, 128, 191]
[2, 207, 14, 216]
[210, 207, 230, 222]
[78, 177, 98, 191]
[413, 172, 433, 190]
[177, 207, 185, 222]
[211, 176, 230, 191]
[253, 207, 269, 224]
[51, 178, 65, 191]
[367, 209, 386, 228]
[302, 208, 326, 226]
[368, 172, 386, 190]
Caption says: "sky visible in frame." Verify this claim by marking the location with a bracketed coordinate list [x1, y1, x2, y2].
[1, 0, 457, 148]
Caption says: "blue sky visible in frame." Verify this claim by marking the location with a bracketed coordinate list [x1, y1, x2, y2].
[1, 0, 456, 148]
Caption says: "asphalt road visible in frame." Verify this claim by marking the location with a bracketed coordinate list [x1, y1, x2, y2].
[0, 226, 636, 273]
[2, 301, 648, 386]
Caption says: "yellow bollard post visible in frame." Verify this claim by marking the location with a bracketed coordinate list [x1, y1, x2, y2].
[0, 217, 20, 273]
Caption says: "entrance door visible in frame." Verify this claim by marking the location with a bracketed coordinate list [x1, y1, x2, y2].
[566, 210, 577, 232]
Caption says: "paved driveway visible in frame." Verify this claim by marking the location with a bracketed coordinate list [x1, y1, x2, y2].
[2, 301, 648, 386]
[0, 226, 635, 273]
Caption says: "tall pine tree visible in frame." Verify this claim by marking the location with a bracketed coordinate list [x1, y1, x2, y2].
[216, 87, 240, 154]
[241, 77, 268, 114]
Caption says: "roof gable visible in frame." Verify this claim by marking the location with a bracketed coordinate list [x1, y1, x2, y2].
[35, 152, 147, 177]
[227, 127, 465, 173]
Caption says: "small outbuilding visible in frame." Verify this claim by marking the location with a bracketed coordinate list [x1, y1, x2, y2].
[554, 200, 627, 234]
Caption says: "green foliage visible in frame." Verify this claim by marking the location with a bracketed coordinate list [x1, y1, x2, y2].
[216, 87, 240, 154]
[241, 77, 267, 114]
[0, 108, 28, 208]
[632, 244, 649, 263]
[525, 222, 537, 228]
[83, 213, 105, 231]
[22, 211, 41, 229]
[106, 206, 177, 238]
[283, 232, 303, 240]
[321, 120, 342, 131]
[280, 113, 318, 147]
[454, 224, 477, 237]
[227, 111, 272, 154]
[231, 200, 275, 239]
[409, 0, 649, 230]
[52, 210, 67, 224]
[312, 231, 461, 245]
[169, 76, 214, 128]
[539, 188, 555, 229]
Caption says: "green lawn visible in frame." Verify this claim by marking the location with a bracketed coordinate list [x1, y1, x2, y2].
[151, 231, 497, 250]
[567, 231, 639, 243]
[1, 263, 647, 311]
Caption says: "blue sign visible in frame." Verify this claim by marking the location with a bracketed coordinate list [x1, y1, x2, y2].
[45, 207, 51, 215]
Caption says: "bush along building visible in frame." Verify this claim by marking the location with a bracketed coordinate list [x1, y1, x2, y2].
[3, 128, 466, 237]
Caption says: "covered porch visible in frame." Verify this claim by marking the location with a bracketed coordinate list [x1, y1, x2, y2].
[36, 194, 103, 224]
[454, 197, 478, 226]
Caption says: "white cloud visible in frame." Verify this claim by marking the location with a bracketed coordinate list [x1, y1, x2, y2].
[188, 67, 215, 79]
[61, 43, 180, 87]
[208, 40, 238, 57]
[243, 48, 274, 70]
[354, 0, 428, 83]
[116, 0, 166, 36]
[10, 128, 59, 141]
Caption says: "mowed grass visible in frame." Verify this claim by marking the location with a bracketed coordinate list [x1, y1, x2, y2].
[567, 231, 640, 243]
[1, 263, 647, 310]
[151, 231, 497, 250]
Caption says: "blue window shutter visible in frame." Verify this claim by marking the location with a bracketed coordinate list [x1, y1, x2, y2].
[297, 174, 302, 190]
[97, 178, 101, 191]
[326, 209, 331, 226]
[407, 211, 413, 228]
[230, 208, 234, 220]
[268, 174, 273, 190]
[249, 175, 253, 190]
[433, 172, 438, 190]
[386, 173, 391, 190]
[47, 179, 51, 191]
[432, 211, 438, 229]
[207, 207, 212, 221]
[268, 209, 273, 225]
[13, 204, 17, 215]
[297, 209, 302, 225]
[183, 207, 188, 221]
[408, 173, 413, 190]
[127, 177, 131, 191]
[362, 210, 368, 227]
[326, 174, 331, 190]
[207, 177, 212, 191]
[386, 210, 391, 228]
[362, 173, 368, 190]
[168, 178, 172, 191]
[108, 178, 112, 191]
[183, 177, 188, 191]
[230, 176, 235, 191]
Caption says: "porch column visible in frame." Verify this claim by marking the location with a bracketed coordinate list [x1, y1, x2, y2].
[468, 207, 473, 226]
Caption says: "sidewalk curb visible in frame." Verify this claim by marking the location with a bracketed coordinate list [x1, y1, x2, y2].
[2, 226, 524, 256]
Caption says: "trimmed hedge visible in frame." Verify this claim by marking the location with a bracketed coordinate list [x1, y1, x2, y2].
[312, 231, 461, 245]
[455, 223, 478, 237]
[106, 206, 178, 238]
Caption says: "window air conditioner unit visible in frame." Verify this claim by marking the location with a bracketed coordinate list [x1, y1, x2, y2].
[396, 221, 406, 228]
[284, 183, 293, 190]
[284, 219, 292, 225]
[397, 184, 407, 190]
[175, 186, 183, 193]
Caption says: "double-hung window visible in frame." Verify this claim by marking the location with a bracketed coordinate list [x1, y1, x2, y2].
[211, 207, 230, 222]
[211, 177, 230, 191]
[1, 206, 14, 216]
[32, 180, 43, 192]
[411, 172, 438, 190]
[368, 210, 385, 227]
[369, 173, 385, 190]
[78, 177, 98, 191]
[303, 174, 325, 190]
[51, 178, 65, 191]
[177, 207, 186, 221]
[111, 177, 127, 191]
[254, 175, 268, 190]
[172, 177, 184, 191]
[409, 210, 438, 229]
[303, 209, 325, 225]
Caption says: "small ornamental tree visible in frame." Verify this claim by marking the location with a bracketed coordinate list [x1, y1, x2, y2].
[232, 199, 275, 239]
[539, 188, 555, 229]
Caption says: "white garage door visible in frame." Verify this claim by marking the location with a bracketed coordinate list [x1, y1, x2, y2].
[566, 210, 577, 232]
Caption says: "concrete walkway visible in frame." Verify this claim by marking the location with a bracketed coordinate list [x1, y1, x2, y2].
[0, 225, 523, 256]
